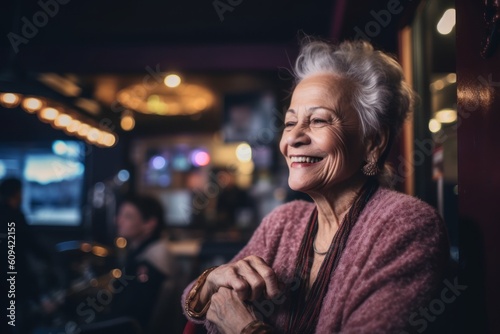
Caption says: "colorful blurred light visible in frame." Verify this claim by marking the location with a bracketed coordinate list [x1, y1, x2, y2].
[22, 97, 43, 113]
[111, 269, 122, 278]
[172, 154, 190, 171]
[191, 150, 210, 167]
[54, 114, 72, 128]
[39, 107, 59, 121]
[121, 111, 135, 131]
[115, 237, 127, 248]
[52, 140, 68, 155]
[428, 119, 442, 133]
[77, 123, 90, 137]
[66, 119, 81, 133]
[164, 74, 181, 88]
[236, 143, 252, 162]
[435, 109, 457, 124]
[0, 93, 21, 108]
[117, 169, 130, 182]
[151, 156, 166, 170]
[437, 9, 456, 35]
[102, 133, 116, 147]
[446, 73, 456, 84]
[91, 245, 108, 257]
[87, 128, 102, 143]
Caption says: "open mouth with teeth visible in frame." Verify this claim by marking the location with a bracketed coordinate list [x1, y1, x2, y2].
[290, 156, 323, 164]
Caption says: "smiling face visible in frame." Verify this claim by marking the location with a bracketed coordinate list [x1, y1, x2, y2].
[279, 73, 367, 195]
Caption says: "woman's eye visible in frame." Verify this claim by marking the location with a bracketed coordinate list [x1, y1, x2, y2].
[312, 119, 327, 125]
[284, 122, 296, 128]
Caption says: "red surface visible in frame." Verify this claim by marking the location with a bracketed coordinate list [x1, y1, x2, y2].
[457, 0, 500, 332]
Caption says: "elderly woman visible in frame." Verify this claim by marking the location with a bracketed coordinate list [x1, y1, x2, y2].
[182, 39, 449, 333]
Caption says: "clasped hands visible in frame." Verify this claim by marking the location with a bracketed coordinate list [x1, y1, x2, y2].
[196, 256, 282, 334]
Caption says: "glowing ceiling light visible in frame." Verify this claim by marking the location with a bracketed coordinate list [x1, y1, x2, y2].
[446, 73, 457, 84]
[164, 74, 181, 88]
[0, 93, 21, 108]
[54, 113, 72, 128]
[435, 108, 457, 124]
[97, 133, 107, 146]
[66, 119, 81, 133]
[77, 123, 90, 137]
[115, 237, 127, 248]
[432, 79, 445, 91]
[40, 107, 59, 121]
[437, 9, 456, 35]
[102, 133, 116, 147]
[192, 98, 207, 111]
[120, 111, 135, 131]
[87, 127, 102, 143]
[428, 119, 442, 133]
[22, 97, 43, 113]
[236, 143, 252, 162]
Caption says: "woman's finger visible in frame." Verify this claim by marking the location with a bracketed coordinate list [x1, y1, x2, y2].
[208, 287, 257, 334]
[206, 256, 280, 301]
[234, 262, 266, 301]
[209, 265, 252, 300]
[245, 256, 281, 299]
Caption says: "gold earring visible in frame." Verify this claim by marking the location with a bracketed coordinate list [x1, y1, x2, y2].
[362, 161, 379, 176]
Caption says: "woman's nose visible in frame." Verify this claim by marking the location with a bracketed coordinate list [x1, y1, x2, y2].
[286, 125, 310, 147]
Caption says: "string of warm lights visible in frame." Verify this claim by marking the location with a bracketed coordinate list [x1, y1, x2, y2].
[0, 92, 117, 147]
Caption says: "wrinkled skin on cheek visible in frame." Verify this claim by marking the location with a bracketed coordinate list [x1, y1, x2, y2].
[313, 126, 351, 191]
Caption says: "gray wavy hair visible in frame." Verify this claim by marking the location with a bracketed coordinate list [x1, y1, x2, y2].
[293, 38, 416, 186]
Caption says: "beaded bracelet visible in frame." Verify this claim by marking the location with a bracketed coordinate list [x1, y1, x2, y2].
[240, 320, 274, 334]
[184, 266, 218, 319]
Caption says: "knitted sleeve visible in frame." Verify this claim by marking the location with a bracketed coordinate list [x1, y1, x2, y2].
[340, 198, 450, 334]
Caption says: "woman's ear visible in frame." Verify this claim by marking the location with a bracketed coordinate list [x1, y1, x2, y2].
[365, 126, 390, 163]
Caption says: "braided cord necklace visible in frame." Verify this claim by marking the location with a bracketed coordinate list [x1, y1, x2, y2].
[283, 178, 379, 333]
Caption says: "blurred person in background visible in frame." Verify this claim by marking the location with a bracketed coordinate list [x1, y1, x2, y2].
[0, 177, 56, 334]
[87, 194, 178, 333]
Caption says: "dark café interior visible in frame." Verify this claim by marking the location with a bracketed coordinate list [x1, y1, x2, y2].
[1, 0, 500, 333]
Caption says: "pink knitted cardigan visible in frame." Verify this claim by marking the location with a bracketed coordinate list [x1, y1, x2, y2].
[182, 187, 449, 333]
